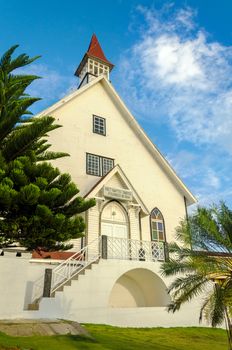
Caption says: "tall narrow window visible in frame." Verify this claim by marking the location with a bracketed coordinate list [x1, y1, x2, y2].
[150, 208, 165, 242]
[86, 153, 100, 176]
[102, 157, 114, 175]
[93, 115, 106, 135]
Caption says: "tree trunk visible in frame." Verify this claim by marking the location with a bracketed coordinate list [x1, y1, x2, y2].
[225, 308, 232, 350]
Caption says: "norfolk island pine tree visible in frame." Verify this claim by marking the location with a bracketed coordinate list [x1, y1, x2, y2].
[0, 45, 95, 251]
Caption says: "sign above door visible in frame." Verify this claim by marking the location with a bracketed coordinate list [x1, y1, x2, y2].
[103, 186, 133, 201]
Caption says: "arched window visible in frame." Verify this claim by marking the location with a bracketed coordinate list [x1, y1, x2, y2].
[150, 208, 165, 242]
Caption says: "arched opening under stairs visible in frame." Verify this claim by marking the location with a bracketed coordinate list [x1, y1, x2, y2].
[108, 268, 170, 308]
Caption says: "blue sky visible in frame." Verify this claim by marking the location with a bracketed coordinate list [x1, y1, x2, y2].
[1, 0, 232, 208]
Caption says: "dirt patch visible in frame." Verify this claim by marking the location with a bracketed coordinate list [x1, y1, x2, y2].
[0, 319, 90, 337]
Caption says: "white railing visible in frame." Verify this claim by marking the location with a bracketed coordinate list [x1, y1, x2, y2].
[106, 236, 165, 261]
[31, 237, 101, 303]
[30, 236, 165, 305]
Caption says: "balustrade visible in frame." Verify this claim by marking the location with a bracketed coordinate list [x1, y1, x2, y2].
[103, 235, 165, 261]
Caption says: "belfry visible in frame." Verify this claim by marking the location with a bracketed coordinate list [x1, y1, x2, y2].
[75, 34, 114, 87]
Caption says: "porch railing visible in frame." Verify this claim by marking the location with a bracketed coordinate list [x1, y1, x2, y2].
[103, 235, 165, 261]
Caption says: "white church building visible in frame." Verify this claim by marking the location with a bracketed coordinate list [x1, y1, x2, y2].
[0, 35, 202, 327]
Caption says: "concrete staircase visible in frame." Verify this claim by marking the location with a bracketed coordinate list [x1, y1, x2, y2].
[27, 258, 100, 311]
[27, 238, 101, 311]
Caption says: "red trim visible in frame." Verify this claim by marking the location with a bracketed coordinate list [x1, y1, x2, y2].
[32, 251, 77, 260]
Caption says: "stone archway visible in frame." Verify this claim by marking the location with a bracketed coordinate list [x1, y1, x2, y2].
[101, 201, 128, 239]
[108, 268, 170, 308]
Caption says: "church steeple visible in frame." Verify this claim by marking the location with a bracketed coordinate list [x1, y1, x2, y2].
[75, 34, 114, 88]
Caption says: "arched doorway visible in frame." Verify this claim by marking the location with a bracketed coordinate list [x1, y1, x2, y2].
[101, 201, 128, 239]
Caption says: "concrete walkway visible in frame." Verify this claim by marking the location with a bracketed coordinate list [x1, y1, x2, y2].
[0, 319, 90, 337]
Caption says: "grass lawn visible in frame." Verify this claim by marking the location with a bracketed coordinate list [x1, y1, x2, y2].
[0, 324, 227, 350]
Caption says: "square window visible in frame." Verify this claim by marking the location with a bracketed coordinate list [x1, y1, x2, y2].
[86, 153, 114, 177]
[93, 115, 106, 136]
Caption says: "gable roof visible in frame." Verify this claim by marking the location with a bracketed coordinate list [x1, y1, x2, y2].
[75, 34, 114, 77]
[36, 75, 197, 206]
[84, 165, 149, 215]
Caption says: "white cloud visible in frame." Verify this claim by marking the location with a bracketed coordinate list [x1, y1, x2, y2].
[118, 6, 232, 154]
[175, 7, 196, 31]
[167, 149, 232, 207]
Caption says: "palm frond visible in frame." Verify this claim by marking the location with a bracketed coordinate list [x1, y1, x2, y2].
[167, 274, 209, 312]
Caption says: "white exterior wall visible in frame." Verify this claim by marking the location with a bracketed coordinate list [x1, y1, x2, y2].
[0, 254, 221, 329]
[22, 259, 207, 328]
[46, 80, 187, 243]
[0, 253, 59, 319]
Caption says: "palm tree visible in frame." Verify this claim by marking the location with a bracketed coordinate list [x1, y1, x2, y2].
[161, 202, 232, 349]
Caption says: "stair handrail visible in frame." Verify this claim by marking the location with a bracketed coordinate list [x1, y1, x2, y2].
[31, 236, 101, 303]
[51, 237, 101, 294]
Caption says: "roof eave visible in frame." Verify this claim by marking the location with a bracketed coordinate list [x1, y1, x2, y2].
[75, 53, 88, 77]
[100, 78, 197, 206]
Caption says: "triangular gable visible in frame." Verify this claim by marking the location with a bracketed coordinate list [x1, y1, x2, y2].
[36, 76, 197, 206]
[84, 165, 149, 215]
[106, 172, 128, 190]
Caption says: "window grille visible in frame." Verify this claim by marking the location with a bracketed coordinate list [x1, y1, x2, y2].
[86, 153, 114, 176]
[150, 208, 165, 242]
[93, 115, 106, 135]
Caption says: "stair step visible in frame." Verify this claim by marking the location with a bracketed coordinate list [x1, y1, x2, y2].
[72, 275, 79, 280]
[85, 264, 93, 270]
[55, 286, 64, 292]
[93, 259, 100, 264]
[28, 303, 39, 311]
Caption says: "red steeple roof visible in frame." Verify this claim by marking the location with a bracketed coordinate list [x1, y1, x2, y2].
[87, 34, 113, 66]
[75, 34, 114, 77]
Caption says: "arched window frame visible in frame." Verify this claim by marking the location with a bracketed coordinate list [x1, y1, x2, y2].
[150, 208, 166, 243]
[101, 200, 128, 225]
